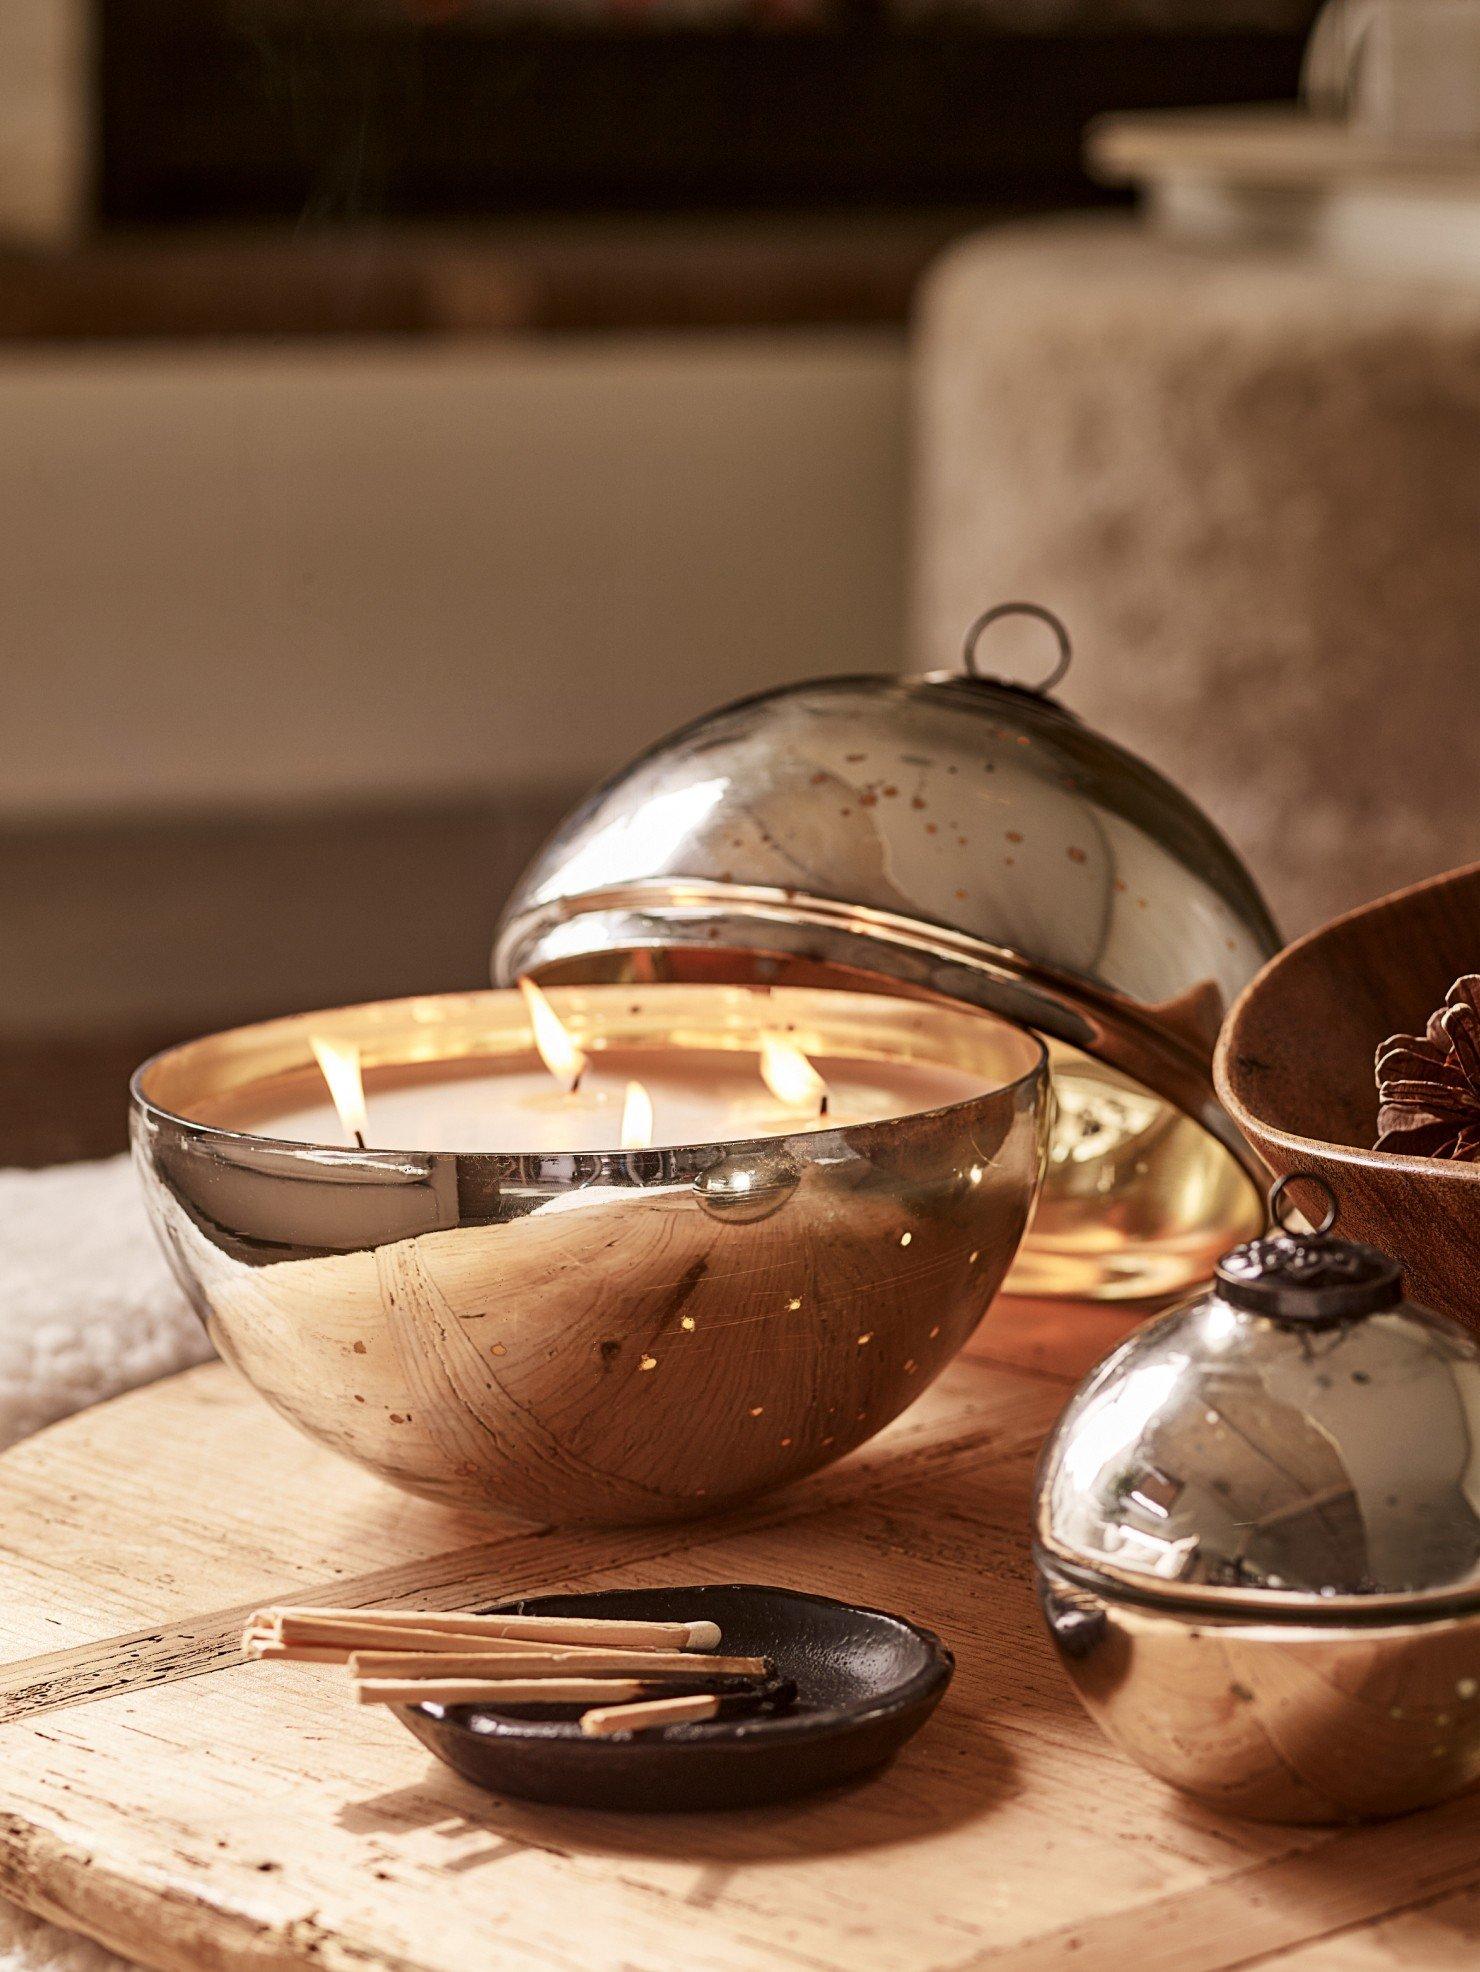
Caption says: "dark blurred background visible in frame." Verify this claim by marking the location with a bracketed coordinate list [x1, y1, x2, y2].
[95, 0, 1306, 231]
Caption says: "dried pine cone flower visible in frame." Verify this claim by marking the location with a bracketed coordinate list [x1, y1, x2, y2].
[1375, 974, 1480, 1161]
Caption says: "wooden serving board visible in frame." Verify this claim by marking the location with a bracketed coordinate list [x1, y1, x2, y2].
[1, 1302, 1478, 1972]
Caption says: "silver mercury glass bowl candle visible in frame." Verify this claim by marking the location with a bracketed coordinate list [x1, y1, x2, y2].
[1034, 1174, 1480, 1823]
[132, 983, 1047, 1524]
[494, 603, 1283, 1304]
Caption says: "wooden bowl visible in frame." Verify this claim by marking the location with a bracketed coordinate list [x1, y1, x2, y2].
[1215, 863, 1480, 1328]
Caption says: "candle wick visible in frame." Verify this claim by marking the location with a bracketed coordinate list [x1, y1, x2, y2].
[568, 1067, 586, 1096]
[819, 1093, 830, 1119]
[353, 1129, 367, 1150]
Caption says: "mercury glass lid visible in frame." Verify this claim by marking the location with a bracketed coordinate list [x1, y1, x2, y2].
[1035, 1177, 1480, 1617]
[494, 605, 1283, 1301]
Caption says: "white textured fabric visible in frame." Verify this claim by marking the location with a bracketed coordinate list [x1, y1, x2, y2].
[0, 1157, 210, 1454]
[0, 1155, 213, 1970]
[0, 1910, 137, 1972]
[914, 218, 1480, 937]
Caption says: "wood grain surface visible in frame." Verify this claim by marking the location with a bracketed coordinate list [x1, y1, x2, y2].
[0, 1303, 1474, 1972]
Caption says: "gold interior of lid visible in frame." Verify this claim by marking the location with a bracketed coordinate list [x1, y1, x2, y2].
[529, 949, 1263, 1303]
[1014, 1039, 1261, 1302]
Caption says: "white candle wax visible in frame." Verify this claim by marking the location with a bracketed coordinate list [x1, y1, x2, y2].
[215, 1047, 987, 1154]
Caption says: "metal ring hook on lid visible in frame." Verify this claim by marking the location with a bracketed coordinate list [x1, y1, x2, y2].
[962, 602, 1073, 695]
[1217, 1168, 1400, 1321]
[1268, 1170, 1340, 1238]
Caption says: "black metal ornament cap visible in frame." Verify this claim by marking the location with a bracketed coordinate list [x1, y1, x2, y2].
[1216, 1172, 1404, 1324]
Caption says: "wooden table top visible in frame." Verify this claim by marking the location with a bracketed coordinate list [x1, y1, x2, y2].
[0, 1299, 1472, 1971]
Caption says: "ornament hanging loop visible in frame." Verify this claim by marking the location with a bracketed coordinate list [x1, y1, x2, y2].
[962, 602, 1073, 695]
[1269, 1170, 1340, 1238]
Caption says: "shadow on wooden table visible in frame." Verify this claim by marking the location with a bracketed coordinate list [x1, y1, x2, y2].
[968, 1291, 1170, 1387]
[339, 1704, 1016, 1867]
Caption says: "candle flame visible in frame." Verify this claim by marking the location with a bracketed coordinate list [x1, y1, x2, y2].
[309, 1036, 368, 1147]
[519, 976, 588, 1093]
[620, 1079, 654, 1150]
[759, 1036, 830, 1118]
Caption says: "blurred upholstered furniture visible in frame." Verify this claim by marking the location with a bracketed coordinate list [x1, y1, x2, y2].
[913, 217, 1480, 935]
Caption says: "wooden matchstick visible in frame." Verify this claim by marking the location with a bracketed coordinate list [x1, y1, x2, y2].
[348, 1649, 771, 1681]
[244, 1621, 619, 1662]
[257, 1618, 649, 1657]
[244, 1620, 523, 1658]
[248, 1615, 559, 1647]
[354, 1677, 668, 1708]
[244, 1643, 348, 1665]
[257, 1607, 722, 1652]
[579, 1693, 723, 1736]
[244, 1637, 624, 1668]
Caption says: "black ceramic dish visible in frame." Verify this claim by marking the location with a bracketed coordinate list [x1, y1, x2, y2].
[396, 1584, 954, 1811]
